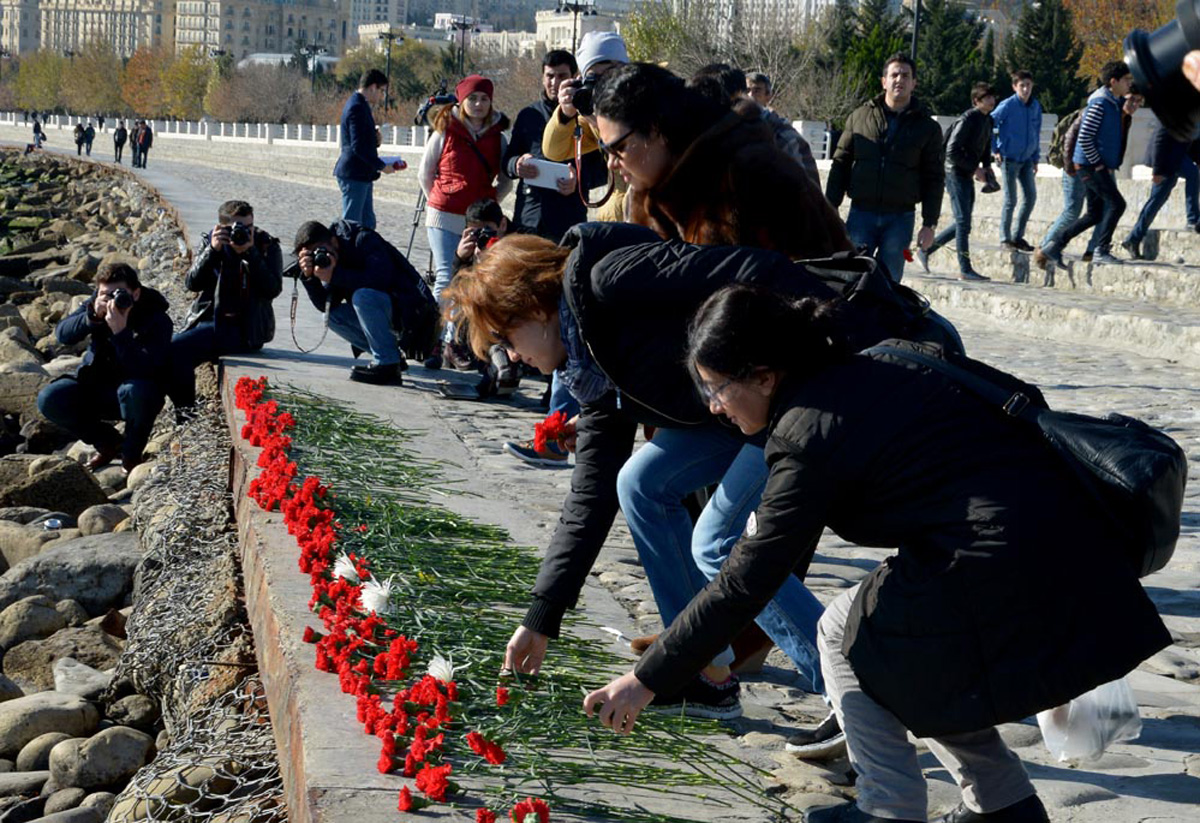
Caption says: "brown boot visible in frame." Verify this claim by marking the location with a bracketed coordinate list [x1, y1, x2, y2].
[630, 634, 658, 655]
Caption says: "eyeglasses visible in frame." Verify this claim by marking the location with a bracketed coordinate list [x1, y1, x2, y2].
[598, 128, 636, 159]
[700, 377, 735, 404]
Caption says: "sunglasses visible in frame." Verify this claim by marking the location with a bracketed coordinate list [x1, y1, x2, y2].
[700, 376, 735, 403]
[598, 128, 636, 159]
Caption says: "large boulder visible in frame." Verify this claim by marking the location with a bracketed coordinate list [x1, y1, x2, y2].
[51, 659, 111, 701]
[0, 676, 22, 704]
[49, 727, 154, 790]
[28, 808, 102, 823]
[0, 459, 108, 518]
[0, 328, 43, 367]
[4, 626, 123, 693]
[75, 505, 127, 537]
[0, 508, 51, 525]
[0, 532, 141, 615]
[0, 521, 58, 568]
[17, 418, 72, 455]
[15, 732, 73, 772]
[0, 693, 98, 758]
[43, 787, 87, 814]
[0, 596, 67, 651]
[41, 356, 81, 381]
[106, 694, 158, 733]
[0, 362, 50, 418]
[0, 306, 29, 337]
[0, 770, 49, 797]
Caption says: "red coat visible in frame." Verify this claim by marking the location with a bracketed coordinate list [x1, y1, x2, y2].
[427, 111, 507, 216]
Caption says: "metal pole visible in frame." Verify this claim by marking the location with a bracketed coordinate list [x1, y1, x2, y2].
[910, 0, 922, 60]
[383, 35, 393, 112]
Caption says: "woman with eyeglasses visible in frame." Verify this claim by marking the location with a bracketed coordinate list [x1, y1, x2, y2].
[582, 283, 1169, 823]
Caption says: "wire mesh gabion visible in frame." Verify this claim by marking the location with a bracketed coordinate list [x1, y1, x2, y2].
[106, 402, 285, 823]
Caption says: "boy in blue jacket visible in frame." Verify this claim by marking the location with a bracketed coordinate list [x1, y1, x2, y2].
[991, 70, 1042, 251]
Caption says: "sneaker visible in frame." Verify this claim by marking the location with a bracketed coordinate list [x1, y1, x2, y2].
[649, 673, 742, 720]
[785, 711, 848, 760]
[445, 341, 480, 371]
[959, 269, 990, 281]
[936, 794, 1050, 823]
[1013, 238, 1035, 252]
[916, 248, 930, 273]
[1000, 240, 1019, 251]
[85, 442, 123, 472]
[349, 362, 402, 385]
[1080, 251, 1093, 263]
[806, 803, 922, 823]
[630, 634, 657, 655]
[503, 439, 569, 467]
[1041, 247, 1065, 269]
[1121, 238, 1143, 260]
[1188, 223, 1199, 233]
[423, 341, 443, 371]
[1093, 251, 1123, 265]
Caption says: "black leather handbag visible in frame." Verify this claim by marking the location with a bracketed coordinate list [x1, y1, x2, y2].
[869, 345, 1188, 576]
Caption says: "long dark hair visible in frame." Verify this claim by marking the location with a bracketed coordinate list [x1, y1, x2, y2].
[592, 63, 728, 158]
[686, 285, 848, 387]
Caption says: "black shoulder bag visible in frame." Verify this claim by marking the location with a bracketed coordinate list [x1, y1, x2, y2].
[868, 345, 1187, 577]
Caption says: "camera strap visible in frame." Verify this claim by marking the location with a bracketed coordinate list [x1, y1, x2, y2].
[289, 276, 330, 354]
[575, 124, 614, 209]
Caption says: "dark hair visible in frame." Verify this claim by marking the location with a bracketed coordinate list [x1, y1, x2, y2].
[1100, 61, 1131, 86]
[465, 198, 504, 225]
[971, 82, 996, 103]
[96, 261, 141, 290]
[686, 285, 846, 386]
[293, 221, 334, 254]
[543, 49, 577, 74]
[1011, 69, 1034, 83]
[218, 199, 253, 223]
[745, 71, 771, 93]
[360, 68, 389, 89]
[593, 62, 728, 158]
[882, 52, 916, 78]
[689, 63, 747, 105]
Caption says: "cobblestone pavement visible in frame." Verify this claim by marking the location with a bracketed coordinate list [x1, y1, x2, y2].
[138, 159, 1200, 820]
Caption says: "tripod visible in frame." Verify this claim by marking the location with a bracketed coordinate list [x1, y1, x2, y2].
[405, 189, 436, 287]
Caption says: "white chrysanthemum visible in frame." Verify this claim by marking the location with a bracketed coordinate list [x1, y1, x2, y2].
[427, 652, 455, 682]
[360, 575, 395, 615]
[332, 552, 360, 584]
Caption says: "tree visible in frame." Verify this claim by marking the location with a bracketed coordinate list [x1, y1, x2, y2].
[1003, 0, 1087, 114]
[624, 0, 695, 64]
[1063, 0, 1172, 86]
[14, 50, 65, 112]
[204, 63, 307, 123]
[60, 38, 124, 114]
[842, 0, 908, 101]
[915, 0, 987, 114]
[121, 47, 171, 117]
[161, 45, 210, 119]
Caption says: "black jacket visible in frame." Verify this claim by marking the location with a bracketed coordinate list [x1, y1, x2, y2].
[944, 107, 993, 178]
[504, 96, 606, 242]
[334, 91, 383, 183]
[57, 287, 173, 386]
[184, 229, 284, 351]
[826, 94, 944, 226]
[113, 127, 127, 147]
[636, 345, 1170, 737]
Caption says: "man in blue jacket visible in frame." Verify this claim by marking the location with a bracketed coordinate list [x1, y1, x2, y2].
[37, 262, 172, 472]
[1122, 120, 1200, 259]
[991, 70, 1042, 251]
[333, 69, 396, 230]
[1041, 62, 1135, 267]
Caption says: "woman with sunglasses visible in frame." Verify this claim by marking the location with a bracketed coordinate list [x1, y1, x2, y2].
[583, 284, 1169, 823]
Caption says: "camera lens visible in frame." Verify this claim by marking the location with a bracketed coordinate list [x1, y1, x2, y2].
[113, 289, 134, 310]
[230, 223, 250, 245]
[574, 87, 594, 117]
[312, 248, 332, 269]
[1125, 0, 1200, 141]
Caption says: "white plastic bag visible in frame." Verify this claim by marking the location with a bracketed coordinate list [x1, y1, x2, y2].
[1036, 676, 1142, 762]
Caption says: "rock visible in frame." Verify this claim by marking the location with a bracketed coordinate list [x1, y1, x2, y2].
[0, 770, 50, 797]
[0, 596, 67, 650]
[74, 506, 127, 538]
[0, 676, 22, 704]
[0, 532, 142, 615]
[0, 758, 10, 772]
[26, 512, 75, 530]
[90, 467, 125, 493]
[41, 357, 80, 381]
[49, 726, 154, 790]
[51, 660, 111, 701]
[43, 787, 86, 814]
[106, 759, 239, 820]
[0, 363, 50, 418]
[35, 278, 90, 297]
[0, 328, 43, 367]
[30, 809, 101, 823]
[124, 462, 156, 492]
[4, 626, 123, 693]
[0, 459, 109, 518]
[0, 693, 98, 758]
[106, 695, 158, 732]
[17, 305, 50, 342]
[15, 733, 72, 772]
[16, 419, 71, 455]
[25, 456, 70, 477]
[0, 521, 58, 567]
[77, 792, 114, 817]
[52, 601, 88, 628]
[154, 730, 168, 751]
[0, 508, 51, 525]
[0, 306, 30, 337]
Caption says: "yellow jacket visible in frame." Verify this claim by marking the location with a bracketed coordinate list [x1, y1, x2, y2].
[541, 107, 625, 222]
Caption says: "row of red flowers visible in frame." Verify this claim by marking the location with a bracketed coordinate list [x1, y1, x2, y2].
[235, 376, 550, 822]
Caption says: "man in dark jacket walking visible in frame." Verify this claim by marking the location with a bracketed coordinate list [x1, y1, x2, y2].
[169, 200, 283, 411]
[36, 261, 172, 472]
[1122, 120, 1200, 259]
[917, 83, 996, 280]
[83, 122, 95, 157]
[826, 52, 944, 282]
[333, 69, 396, 231]
[113, 121, 127, 164]
[135, 121, 154, 168]
[293, 219, 436, 385]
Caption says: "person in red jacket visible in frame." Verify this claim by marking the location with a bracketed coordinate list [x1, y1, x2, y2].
[418, 74, 511, 369]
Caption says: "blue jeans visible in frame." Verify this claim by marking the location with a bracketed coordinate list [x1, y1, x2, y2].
[549, 370, 580, 418]
[999, 158, 1037, 243]
[338, 177, 377, 230]
[1040, 173, 1086, 251]
[327, 288, 400, 366]
[845, 207, 916, 283]
[169, 321, 245, 408]
[615, 426, 825, 691]
[1049, 165, 1126, 256]
[1127, 157, 1200, 244]
[427, 226, 462, 343]
[928, 173, 976, 273]
[37, 376, 164, 462]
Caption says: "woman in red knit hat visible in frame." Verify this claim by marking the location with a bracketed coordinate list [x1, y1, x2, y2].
[418, 74, 511, 369]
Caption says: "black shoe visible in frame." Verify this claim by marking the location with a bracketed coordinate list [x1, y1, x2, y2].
[349, 362, 402, 385]
[351, 345, 364, 359]
[959, 269, 990, 281]
[937, 795, 1049, 823]
[1188, 223, 1199, 233]
[1093, 251, 1123, 265]
[916, 248, 931, 273]
[445, 341, 481, 371]
[1120, 238, 1143, 260]
[1080, 251, 1093, 263]
[649, 673, 742, 720]
[1000, 240, 1019, 251]
[785, 710, 847, 760]
[423, 342, 443, 370]
[805, 803, 922, 823]
[1013, 238, 1035, 252]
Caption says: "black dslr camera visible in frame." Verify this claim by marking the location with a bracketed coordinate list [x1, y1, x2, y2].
[229, 222, 251, 245]
[415, 81, 458, 127]
[311, 247, 333, 270]
[566, 75, 599, 116]
[1126, 0, 1200, 141]
[112, 288, 134, 310]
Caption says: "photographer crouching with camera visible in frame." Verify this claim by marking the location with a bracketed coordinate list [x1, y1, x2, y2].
[292, 219, 438, 386]
[170, 200, 283, 413]
[37, 261, 173, 472]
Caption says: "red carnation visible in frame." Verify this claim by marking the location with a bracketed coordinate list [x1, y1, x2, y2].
[477, 811, 497, 823]
[496, 686, 510, 707]
[510, 797, 550, 823]
[414, 762, 453, 801]
[533, 411, 570, 453]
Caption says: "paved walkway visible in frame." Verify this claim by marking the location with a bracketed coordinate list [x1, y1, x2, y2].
[106, 156, 1200, 821]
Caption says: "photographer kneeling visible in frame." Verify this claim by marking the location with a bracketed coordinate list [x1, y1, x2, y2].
[37, 261, 172, 472]
[170, 200, 283, 412]
[292, 220, 436, 385]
